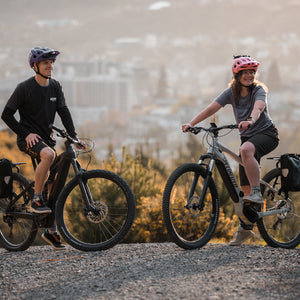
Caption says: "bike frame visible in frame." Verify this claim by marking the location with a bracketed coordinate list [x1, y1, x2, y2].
[44, 139, 99, 227]
[7, 136, 98, 227]
[192, 128, 290, 220]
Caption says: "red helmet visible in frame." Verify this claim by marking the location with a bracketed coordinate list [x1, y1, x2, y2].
[232, 56, 259, 75]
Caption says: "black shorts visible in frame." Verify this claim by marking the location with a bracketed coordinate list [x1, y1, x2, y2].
[17, 138, 55, 160]
[17, 137, 57, 182]
[239, 125, 279, 186]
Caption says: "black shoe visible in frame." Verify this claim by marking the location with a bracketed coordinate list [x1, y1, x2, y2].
[30, 197, 52, 214]
[42, 230, 66, 250]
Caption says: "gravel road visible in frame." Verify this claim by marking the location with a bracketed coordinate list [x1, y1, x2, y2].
[0, 243, 299, 300]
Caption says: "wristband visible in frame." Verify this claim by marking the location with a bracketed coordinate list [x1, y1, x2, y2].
[247, 117, 255, 125]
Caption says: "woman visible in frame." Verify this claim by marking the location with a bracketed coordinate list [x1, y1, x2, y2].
[182, 55, 279, 246]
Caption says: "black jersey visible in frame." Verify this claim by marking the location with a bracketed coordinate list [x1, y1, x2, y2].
[2, 77, 76, 146]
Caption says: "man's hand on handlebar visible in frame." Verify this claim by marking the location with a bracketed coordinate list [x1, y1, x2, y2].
[73, 138, 87, 150]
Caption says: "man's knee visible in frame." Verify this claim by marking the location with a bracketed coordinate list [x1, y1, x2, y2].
[40, 147, 56, 164]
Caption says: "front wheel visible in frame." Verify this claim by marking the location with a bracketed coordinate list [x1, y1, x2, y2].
[56, 170, 135, 251]
[258, 168, 300, 248]
[0, 173, 37, 251]
[163, 163, 219, 249]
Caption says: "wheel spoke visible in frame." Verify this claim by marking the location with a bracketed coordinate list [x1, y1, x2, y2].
[56, 170, 135, 251]
[163, 163, 219, 249]
[258, 168, 300, 248]
[0, 173, 36, 251]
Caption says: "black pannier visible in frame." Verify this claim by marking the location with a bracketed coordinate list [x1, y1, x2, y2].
[0, 158, 13, 198]
[280, 153, 300, 192]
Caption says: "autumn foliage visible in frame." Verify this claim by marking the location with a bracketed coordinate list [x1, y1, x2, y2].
[0, 130, 239, 244]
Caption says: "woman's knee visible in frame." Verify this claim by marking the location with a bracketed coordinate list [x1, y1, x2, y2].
[240, 142, 256, 159]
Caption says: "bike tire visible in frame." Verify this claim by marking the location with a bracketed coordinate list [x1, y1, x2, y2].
[257, 168, 300, 249]
[163, 163, 219, 249]
[0, 173, 37, 251]
[56, 169, 135, 251]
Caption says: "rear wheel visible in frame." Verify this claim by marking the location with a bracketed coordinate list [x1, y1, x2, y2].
[0, 173, 37, 251]
[258, 168, 300, 248]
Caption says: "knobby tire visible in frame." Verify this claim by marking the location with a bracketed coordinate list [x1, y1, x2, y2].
[258, 168, 300, 248]
[163, 163, 219, 249]
[56, 169, 135, 251]
[0, 173, 37, 251]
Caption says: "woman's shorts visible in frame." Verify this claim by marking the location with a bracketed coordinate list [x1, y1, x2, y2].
[239, 125, 279, 186]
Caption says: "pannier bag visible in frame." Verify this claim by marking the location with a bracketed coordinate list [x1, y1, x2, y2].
[280, 153, 300, 192]
[0, 158, 13, 198]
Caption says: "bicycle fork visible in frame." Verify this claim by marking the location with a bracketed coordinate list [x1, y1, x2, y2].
[71, 160, 100, 216]
[186, 159, 215, 211]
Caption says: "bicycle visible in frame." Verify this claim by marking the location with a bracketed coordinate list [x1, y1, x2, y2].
[0, 125, 136, 251]
[162, 123, 300, 249]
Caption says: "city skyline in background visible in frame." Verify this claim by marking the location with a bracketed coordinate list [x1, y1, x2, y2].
[1, 0, 300, 163]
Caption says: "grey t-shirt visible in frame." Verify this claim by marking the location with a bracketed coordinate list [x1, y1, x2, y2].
[214, 85, 273, 137]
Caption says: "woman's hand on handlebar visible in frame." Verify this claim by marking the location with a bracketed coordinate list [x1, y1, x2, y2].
[182, 123, 192, 132]
[238, 121, 252, 130]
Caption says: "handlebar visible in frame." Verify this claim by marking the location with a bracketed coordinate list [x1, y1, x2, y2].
[187, 123, 239, 135]
[50, 124, 85, 148]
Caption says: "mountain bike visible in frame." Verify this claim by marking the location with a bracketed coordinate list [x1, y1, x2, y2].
[162, 123, 300, 249]
[0, 126, 135, 251]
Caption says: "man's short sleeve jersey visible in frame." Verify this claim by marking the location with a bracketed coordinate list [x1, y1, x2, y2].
[6, 77, 67, 144]
[214, 85, 273, 137]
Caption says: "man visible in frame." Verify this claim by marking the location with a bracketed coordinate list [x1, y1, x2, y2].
[1, 47, 81, 250]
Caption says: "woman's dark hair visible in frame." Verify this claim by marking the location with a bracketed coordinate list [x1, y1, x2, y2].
[229, 72, 268, 102]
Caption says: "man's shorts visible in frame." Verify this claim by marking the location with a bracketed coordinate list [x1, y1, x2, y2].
[17, 138, 53, 160]
[239, 125, 279, 186]
[17, 137, 57, 182]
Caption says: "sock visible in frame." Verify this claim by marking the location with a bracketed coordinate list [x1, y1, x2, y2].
[251, 186, 261, 194]
[33, 193, 43, 203]
[48, 225, 57, 234]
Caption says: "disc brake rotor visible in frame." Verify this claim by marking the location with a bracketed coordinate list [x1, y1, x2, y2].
[86, 201, 108, 223]
[187, 196, 202, 216]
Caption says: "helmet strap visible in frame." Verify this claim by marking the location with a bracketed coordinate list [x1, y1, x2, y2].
[33, 64, 51, 79]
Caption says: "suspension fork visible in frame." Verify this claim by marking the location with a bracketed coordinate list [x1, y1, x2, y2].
[71, 159, 99, 215]
[197, 159, 215, 208]
[187, 159, 215, 210]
